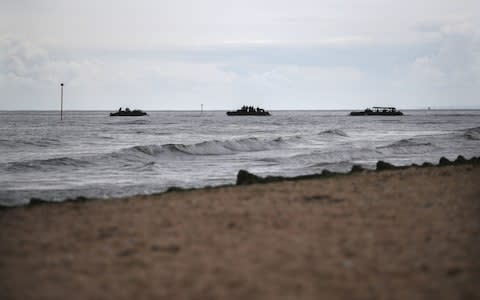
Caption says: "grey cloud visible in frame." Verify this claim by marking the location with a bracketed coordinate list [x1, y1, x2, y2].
[1, 0, 480, 109]
[412, 32, 480, 85]
[2, 38, 49, 78]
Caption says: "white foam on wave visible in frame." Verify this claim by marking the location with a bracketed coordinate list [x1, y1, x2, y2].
[126, 136, 287, 157]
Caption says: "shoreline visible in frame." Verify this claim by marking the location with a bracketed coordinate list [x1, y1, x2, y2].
[1, 156, 479, 299]
[8, 154, 479, 208]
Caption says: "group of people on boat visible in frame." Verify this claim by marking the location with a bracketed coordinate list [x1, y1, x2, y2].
[111, 105, 403, 117]
[239, 106, 266, 113]
[365, 107, 397, 113]
[110, 107, 147, 116]
[349, 106, 403, 116]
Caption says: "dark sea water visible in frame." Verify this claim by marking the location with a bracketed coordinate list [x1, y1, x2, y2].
[1, 110, 479, 206]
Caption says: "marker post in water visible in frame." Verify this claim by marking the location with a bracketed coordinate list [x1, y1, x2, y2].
[60, 83, 64, 120]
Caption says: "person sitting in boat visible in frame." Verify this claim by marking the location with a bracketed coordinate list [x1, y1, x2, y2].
[125, 107, 130, 112]
[118, 107, 122, 112]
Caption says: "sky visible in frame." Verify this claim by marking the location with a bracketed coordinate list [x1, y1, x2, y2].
[1, 0, 479, 110]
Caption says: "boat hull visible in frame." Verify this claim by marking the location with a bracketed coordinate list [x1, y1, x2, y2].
[226, 111, 271, 116]
[110, 112, 147, 117]
[349, 111, 403, 116]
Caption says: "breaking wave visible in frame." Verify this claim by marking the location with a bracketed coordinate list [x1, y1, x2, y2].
[318, 129, 349, 137]
[3, 136, 287, 172]
[5, 157, 90, 172]
[125, 137, 286, 157]
[464, 126, 480, 140]
[377, 138, 433, 149]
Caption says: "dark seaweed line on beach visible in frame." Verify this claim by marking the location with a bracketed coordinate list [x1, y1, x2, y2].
[235, 155, 478, 185]
[2, 155, 479, 209]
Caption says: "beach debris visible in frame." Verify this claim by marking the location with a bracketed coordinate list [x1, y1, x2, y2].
[236, 169, 263, 185]
[454, 155, 467, 164]
[376, 160, 396, 171]
[9, 155, 480, 208]
[439, 157, 452, 166]
[350, 164, 364, 173]
[236, 156, 480, 187]
[236, 169, 340, 186]
[321, 169, 335, 177]
[29, 197, 50, 206]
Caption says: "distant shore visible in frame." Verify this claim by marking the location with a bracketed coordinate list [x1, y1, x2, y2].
[1, 157, 479, 299]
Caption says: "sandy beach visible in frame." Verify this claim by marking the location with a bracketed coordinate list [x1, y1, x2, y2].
[1, 162, 479, 300]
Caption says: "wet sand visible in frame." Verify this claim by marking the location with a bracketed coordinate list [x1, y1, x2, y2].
[1, 163, 479, 300]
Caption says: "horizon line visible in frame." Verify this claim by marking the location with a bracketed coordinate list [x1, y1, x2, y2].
[2, 108, 480, 112]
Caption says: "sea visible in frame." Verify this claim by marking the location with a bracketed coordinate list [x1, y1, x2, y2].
[1, 110, 479, 207]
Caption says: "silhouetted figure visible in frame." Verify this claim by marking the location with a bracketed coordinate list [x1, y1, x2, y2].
[110, 108, 147, 116]
[226, 105, 271, 116]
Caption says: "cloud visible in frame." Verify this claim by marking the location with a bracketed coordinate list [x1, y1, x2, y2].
[2, 38, 48, 78]
[411, 22, 480, 84]
[393, 24, 480, 107]
[0, 36, 244, 109]
[1, 12, 480, 111]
